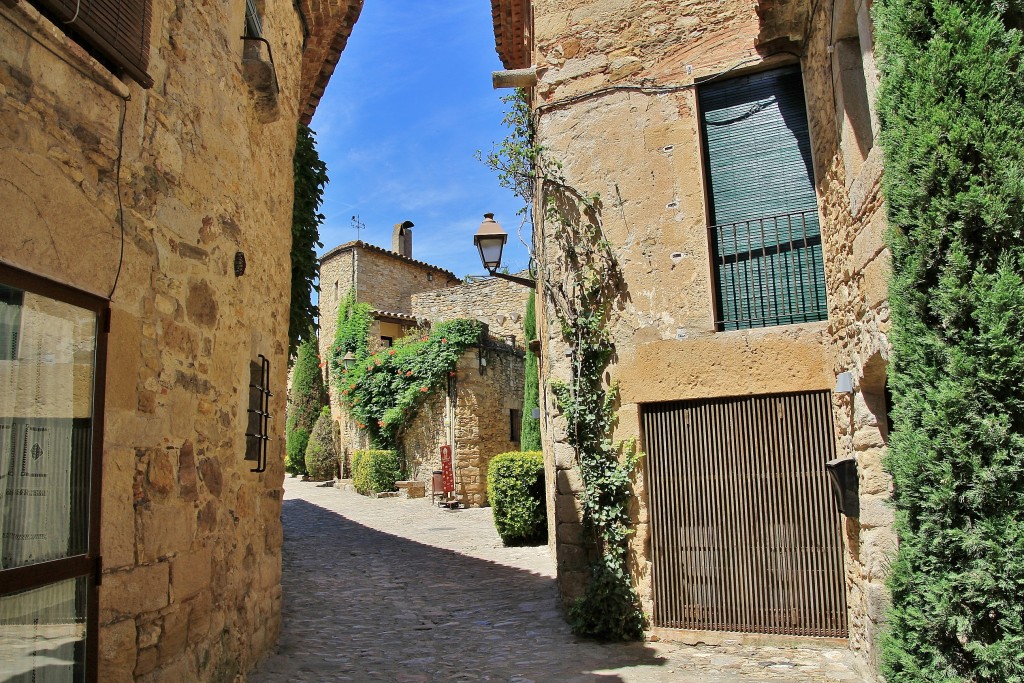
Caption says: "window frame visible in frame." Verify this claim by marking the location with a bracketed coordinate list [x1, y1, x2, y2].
[697, 64, 827, 332]
[26, 0, 154, 88]
[0, 261, 108, 683]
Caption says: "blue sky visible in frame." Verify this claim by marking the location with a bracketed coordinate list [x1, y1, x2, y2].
[310, 0, 531, 279]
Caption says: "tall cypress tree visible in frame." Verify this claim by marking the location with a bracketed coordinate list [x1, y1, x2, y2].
[521, 290, 541, 451]
[286, 333, 327, 476]
[874, 0, 1024, 678]
[290, 125, 328, 358]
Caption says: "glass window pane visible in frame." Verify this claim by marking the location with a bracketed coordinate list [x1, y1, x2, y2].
[0, 577, 87, 682]
[0, 289, 96, 569]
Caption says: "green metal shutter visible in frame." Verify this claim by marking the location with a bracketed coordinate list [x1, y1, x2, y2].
[699, 66, 827, 330]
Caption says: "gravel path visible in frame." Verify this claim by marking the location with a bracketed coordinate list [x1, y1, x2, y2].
[249, 479, 869, 682]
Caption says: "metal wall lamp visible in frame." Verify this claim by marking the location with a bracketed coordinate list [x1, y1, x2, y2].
[473, 214, 536, 288]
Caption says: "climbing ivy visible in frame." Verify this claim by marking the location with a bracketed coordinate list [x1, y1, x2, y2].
[328, 288, 374, 390]
[484, 89, 645, 640]
[335, 319, 484, 450]
[290, 124, 328, 358]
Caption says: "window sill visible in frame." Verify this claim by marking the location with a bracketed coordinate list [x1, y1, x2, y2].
[2, 1, 131, 99]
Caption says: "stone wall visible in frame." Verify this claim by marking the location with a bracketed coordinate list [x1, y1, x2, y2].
[317, 241, 460, 392]
[523, 0, 890, 674]
[401, 345, 525, 507]
[412, 276, 531, 341]
[0, 0, 350, 679]
[802, 0, 892, 671]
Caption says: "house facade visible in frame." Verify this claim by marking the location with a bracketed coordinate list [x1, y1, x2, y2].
[491, 0, 890, 674]
[318, 235, 530, 506]
[0, 0, 361, 680]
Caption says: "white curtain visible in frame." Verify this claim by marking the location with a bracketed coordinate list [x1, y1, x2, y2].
[0, 292, 90, 683]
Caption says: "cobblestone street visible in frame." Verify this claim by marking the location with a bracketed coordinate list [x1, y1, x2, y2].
[249, 479, 869, 682]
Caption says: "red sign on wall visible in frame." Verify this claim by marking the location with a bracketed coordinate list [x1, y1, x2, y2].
[440, 445, 455, 494]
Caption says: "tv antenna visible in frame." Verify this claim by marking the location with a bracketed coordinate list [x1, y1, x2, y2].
[351, 215, 366, 241]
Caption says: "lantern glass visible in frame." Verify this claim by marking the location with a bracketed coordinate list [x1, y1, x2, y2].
[473, 213, 509, 272]
[475, 235, 506, 271]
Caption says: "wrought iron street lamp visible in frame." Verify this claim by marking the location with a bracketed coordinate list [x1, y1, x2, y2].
[472, 213, 536, 288]
[342, 351, 356, 370]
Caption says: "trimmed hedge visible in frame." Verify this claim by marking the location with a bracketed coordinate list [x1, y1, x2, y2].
[874, 0, 1024, 678]
[487, 451, 546, 546]
[352, 449, 402, 495]
[286, 333, 327, 476]
[304, 407, 338, 481]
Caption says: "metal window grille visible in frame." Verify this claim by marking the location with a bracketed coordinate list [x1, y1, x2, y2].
[709, 209, 828, 330]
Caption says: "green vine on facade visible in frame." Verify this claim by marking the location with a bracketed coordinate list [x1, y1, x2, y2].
[874, 0, 1024, 679]
[332, 318, 484, 450]
[290, 124, 328, 358]
[484, 89, 645, 640]
[329, 288, 374, 390]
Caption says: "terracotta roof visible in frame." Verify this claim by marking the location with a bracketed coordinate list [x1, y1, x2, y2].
[319, 240, 461, 282]
[372, 309, 422, 324]
[490, 0, 531, 70]
[299, 0, 364, 126]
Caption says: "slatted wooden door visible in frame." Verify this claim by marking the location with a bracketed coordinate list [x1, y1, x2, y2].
[643, 391, 847, 637]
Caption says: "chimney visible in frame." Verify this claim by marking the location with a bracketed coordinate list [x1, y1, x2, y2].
[392, 220, 414, 258]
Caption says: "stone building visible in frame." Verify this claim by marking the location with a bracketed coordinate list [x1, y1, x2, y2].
[318, 232, 529, 506]
[491, 0, 890, 675]
[0, 0, 361, 680]
[317, 225, 460, 362]
[400, 336, 526, 507]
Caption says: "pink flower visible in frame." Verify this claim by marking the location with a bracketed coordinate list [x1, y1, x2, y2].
[449, 371, 456, 377]
[388, 349, 396, 355]
[420, 386, 428, 392]
[405, 371, 413, 376]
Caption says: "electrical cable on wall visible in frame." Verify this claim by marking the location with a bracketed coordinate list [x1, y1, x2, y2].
[6, 8, 132, 301]
[107, 93, 130, 300]
[535, 51, 804, 114]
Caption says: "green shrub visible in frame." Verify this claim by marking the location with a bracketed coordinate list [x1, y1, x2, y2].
[487, 451, 546, 545]
[351, 449, 402, 495]
[874, 0, 1024, 678]
[521, 291, 541, 451]
[304, 407, 338, 481]
[286, 333, 327, 476]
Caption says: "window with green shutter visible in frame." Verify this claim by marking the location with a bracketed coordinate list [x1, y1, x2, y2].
[27, 0, 153, 88]
[699, 65, 827, 331]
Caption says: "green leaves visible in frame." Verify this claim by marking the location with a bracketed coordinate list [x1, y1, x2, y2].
[290, 124, 329, 359]
[521, 291, 542, 451]
[487, 451, 546, 545]
[335, 319, 484, 449]
[484, 84, 641, 640]
[876, 0, 1024, 677]
[351, 450, 402, 495]
[286, 333, 327, 475]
